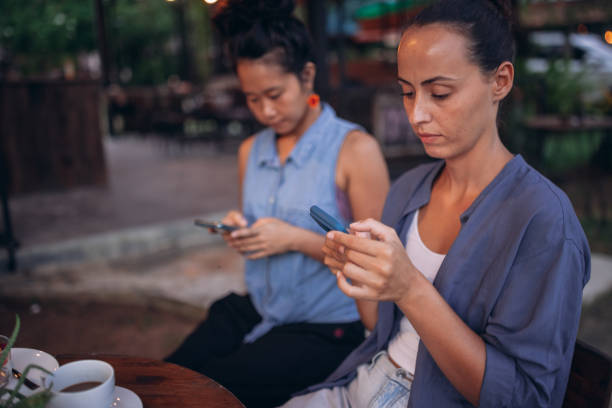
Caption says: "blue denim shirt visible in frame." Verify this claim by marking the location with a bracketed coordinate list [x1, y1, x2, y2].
[303, 155, 590, 407]
[242, 104, 362, 342]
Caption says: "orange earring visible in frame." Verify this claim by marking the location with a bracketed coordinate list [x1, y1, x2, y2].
[307, 93, 320, 108]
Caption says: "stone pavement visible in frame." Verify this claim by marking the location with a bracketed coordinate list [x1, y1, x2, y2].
[1, 135, 611, 310]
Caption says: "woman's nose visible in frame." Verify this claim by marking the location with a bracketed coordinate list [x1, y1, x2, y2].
[410, 94, 432, 125]
[261, 99, 276, 119]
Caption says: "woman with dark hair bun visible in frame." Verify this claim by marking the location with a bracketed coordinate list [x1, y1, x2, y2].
[165, 1, 390, 407]
[282, 0, 590, 407]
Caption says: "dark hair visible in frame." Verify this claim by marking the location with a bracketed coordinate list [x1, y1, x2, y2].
[408, 0, 515, 73]
[212, 0, 314, 76]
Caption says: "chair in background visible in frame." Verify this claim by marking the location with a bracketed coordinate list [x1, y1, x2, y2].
[563, 339, 612, 408]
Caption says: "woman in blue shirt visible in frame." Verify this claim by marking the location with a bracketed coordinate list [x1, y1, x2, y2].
[165, 1, 389, 406]
[282, 0, 590, 407]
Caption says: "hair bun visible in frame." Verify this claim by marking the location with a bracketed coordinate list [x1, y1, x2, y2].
[488, 0, 513, 22]
[214, 0, 296, 38]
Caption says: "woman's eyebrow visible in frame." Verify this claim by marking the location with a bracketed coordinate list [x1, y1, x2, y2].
[397, 76, 457, 86]
[244, 86, 282, 96]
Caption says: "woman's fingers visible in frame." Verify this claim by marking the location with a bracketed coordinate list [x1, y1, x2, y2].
[327, 230, 386, 257]
[349, 218, 397, 243]
[322, 241, 346, 263]
[231, 236, 266, 252]
[246, 249, 268, 260]
[222, 210, 248, 228]
[230, 228, 258, 239]
[341, 261, 385, 291]
[336, 271, 377, 300]
[324, 255, 345, 272]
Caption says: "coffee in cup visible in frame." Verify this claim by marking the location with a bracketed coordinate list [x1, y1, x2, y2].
[43, 359, 114, 408]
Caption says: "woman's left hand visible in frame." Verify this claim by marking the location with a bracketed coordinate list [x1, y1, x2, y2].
[229, 217, 297, 260]
[325, 218, 421, 303]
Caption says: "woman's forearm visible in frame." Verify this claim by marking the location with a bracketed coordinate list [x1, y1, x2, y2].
[287, 226, 327, 262]
[355, 299, 379, 331]
[397, 275, 486, 406]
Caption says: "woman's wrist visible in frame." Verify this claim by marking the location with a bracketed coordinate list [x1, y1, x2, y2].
[396, 271, 433, 316]
[285, 224, 301, 252]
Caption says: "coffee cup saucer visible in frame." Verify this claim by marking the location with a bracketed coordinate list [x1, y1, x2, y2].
[8, 348, 59, 396]
[111, 386, 142, 408]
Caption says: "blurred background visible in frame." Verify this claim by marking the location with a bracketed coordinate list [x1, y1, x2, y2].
[0, 0, 611, 365]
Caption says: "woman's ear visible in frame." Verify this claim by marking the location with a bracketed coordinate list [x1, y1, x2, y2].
[300, 62, 317, 90]
[492, 61, 514, 102]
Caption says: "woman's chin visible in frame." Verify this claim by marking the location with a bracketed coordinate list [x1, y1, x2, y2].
[422, 145, 448, 160]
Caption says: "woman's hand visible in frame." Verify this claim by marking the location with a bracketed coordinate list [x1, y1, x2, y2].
[227, 217, 298, 260]
[218, 210, 248, 245]
[323, 218, 421, 304]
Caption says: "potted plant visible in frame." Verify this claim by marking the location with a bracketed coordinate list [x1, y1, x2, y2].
[0, 316, 53, 408]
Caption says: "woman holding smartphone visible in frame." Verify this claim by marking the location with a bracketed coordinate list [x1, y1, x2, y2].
[282, 0, 590, 407]
[165, 1, 389, 406]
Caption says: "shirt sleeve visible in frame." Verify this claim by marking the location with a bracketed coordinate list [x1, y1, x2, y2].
[479, 239, 587, 407]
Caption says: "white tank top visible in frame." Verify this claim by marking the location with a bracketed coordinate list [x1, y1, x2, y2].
[387, 208, 446, 375]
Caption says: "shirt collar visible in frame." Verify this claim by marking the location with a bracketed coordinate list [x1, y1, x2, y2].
[258, 103, 335, 168]
[399, 154, 525, 224]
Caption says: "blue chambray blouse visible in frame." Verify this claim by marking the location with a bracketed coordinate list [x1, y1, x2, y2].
[302, 155, 591, 407]
[241, 104, 361, 342]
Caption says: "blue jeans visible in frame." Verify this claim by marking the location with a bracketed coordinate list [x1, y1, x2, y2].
[280, 351, 413, 408]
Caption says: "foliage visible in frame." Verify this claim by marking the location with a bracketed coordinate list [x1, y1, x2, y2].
[0, 0, 215, 84]
[505, 57, 608, 176]
[0, 0, 96, 75]
[0, 316, 53, 408]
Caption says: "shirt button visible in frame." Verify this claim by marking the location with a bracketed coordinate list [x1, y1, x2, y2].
[269, 197, 275, 204]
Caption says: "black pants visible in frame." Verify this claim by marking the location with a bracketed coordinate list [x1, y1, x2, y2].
[165, 293, 365, 408]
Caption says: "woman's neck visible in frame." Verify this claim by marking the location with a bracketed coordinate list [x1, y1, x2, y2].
[284, 103, 322, 140]
[438, 131, 513, 202]
[276, 103, 322, 163]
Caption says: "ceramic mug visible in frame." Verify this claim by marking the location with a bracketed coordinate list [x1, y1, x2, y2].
[43, 359, 115, 408]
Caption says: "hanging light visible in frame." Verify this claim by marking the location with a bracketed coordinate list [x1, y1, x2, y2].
[203, 0, 218, 4]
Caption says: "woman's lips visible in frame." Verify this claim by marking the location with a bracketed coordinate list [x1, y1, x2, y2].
[417, 132, 440, 143]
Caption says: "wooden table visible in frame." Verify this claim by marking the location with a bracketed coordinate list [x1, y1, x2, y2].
[57, 354, 245, 408]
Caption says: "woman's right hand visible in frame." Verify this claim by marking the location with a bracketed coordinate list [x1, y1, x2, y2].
[323, 219, 421, 304]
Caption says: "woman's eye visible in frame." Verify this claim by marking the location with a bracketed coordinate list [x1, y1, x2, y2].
[247, 98, 259, 104]
[432, 93, 450, 100]
[269, 93, 281, 100]
[400, 92, 414, 98]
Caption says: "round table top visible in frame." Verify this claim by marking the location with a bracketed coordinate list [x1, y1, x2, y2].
[57, 354, 245, 408]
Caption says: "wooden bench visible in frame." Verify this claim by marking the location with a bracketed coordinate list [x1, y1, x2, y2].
[563, 339, 612, 408]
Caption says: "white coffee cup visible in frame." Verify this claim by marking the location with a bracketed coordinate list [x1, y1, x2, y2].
[43, 359, 115, 408]
[0, 335, 12, 387]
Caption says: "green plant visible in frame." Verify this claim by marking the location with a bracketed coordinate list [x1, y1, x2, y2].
[0, 316, 53, 408]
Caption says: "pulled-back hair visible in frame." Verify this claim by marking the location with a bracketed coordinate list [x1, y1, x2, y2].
[408, 0, 515, 73]
[212, 0, 314, 76]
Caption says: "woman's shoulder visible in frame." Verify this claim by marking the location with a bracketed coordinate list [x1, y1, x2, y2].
[499, 160, 589, 258]
[238, 134, 257, 161]
[339, 129, 381, 157]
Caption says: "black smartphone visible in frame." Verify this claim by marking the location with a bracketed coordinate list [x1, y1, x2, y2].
[194, 219, 239, 232]
[309, 205, 348, 233]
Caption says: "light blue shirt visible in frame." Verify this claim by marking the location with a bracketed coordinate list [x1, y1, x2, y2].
[303, 155, 590, 407]
[241, 104, 361, 342]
